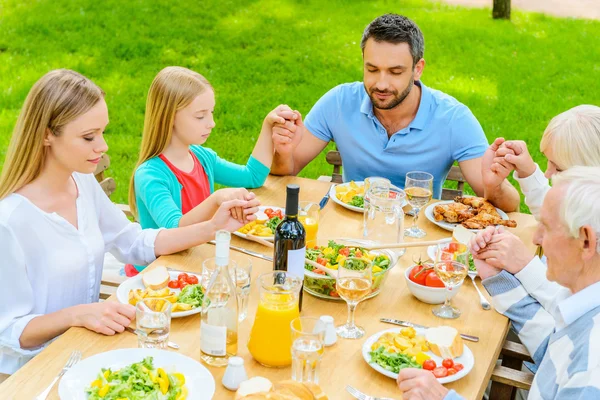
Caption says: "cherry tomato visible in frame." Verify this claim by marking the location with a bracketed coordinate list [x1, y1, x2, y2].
[329, 290, 340, 298]
[442, 359, 454, 369]
[316, 257, 328, 266]
[179, 281, 189, 289]
[168, 280, 179, 289]
[186, 275, 199, 285]
[447, 368, 457, 376]
[339, 247, 350, 256]
[432, 367, 448, 378]
[313, 268, 326, 275]
[425, 271, 445, 288]
[264, 208, 274, 215]
[354, 250, 363, 258]
[422, 359, 436, 371]
[409, 265, 428, 286]
[447, 242, 460, 253]
[453, 363, 464, 372]
[177, 273, 189, 281]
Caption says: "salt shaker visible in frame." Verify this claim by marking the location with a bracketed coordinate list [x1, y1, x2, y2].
[222, 356, 248, 391]
[320, 315, 337, 346]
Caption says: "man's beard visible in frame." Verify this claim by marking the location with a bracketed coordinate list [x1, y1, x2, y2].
[367, 75, 415, 110]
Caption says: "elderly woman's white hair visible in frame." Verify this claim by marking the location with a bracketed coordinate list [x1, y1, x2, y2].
[552, 166, 600, 253]
[541, 105, 600, 169]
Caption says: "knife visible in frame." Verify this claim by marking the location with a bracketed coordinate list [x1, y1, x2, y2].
[319, 185, 334, 210]
[380, 318, 479, 342]
[208, 241, 273, 262]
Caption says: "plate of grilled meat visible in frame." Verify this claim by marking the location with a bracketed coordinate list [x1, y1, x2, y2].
[424, 196, 517, 231]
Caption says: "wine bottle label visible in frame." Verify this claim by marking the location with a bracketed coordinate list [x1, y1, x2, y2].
[200, 323, 227, 356]
[287, 247, 306, 278]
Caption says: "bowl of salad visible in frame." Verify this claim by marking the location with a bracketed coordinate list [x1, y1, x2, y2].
[303, 240, 398, 301]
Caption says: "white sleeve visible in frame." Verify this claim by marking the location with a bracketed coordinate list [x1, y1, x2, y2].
[0, 224, 46, 364]
[515, 256, 571, 313]
[89, 175, 163, 266]
[513, 165, 550, 220]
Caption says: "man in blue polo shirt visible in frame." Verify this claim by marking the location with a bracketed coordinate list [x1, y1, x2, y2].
[270, 14, 519, 211]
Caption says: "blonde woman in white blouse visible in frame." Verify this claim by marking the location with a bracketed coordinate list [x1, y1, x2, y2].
[0, 69, 260, 375]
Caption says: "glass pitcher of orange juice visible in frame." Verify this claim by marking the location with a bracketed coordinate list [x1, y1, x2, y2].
[247, 271, 302, 367]
[299, 202, 319, 249]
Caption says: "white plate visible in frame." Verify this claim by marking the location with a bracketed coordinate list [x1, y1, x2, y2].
[424, 200, 510, 232]
[362, 327, 474, 384]
[329, 181, 408, 213]
[58, 348, 215, 399]
[116, 270, 202, 318]
[233, 205, 285, 242]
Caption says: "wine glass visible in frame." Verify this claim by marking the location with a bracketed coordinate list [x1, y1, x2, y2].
[432, 244, 468, 319]
[335, 256, 373, 339]
[404, 171, 434, 238]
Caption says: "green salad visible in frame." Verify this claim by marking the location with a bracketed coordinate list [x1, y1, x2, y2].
[86, 357, 187, 400]
[468, 254, 477, 272]
[348, 195, 364, 208]
[177, 284, 203, 308]
[369, 346, 421, 373]
[266, 216, 282, 231]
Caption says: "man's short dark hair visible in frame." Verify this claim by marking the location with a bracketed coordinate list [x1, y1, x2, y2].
[360, 14, 425, 67]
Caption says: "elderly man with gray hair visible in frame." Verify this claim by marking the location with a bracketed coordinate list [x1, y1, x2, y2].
[396, 166, 600, 400]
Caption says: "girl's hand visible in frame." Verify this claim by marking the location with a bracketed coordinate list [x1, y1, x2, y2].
[211, 198, 260, 232]
[500, 140, 536, 178]
[73, 302, 135, 335]
[265, 104, 296, 127]
[214, 188, 257, 223]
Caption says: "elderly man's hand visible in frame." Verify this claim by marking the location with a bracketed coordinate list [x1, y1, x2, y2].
[472, 226, 535, 274]
[397, 369, 449, 400]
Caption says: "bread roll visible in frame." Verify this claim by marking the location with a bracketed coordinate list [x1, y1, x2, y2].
[141, 266, 170, 290]
[236, 378, 328, 400]
[426, 326, 464, 359]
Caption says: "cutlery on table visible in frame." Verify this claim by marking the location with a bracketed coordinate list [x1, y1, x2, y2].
[319, 185, 334, 210]
[346, 385, 394, 400]
[35, 350, 81, 400]
[468, 270, 491, 310]
[335, 237, 452, 251]
[380, 318, 479, 342]
[124, 326, 180, 350]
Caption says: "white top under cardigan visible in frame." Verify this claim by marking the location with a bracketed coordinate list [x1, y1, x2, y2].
[514, 164, 550, 221]
[0, 173, 162, 374]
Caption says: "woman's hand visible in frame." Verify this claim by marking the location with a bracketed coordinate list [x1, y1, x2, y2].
[214, 188, 257, 223]
[497, 140, 536, 179]
[211, 198, 260, 232]
[397, 369, 449, 400]
[73, 302, 136, 335]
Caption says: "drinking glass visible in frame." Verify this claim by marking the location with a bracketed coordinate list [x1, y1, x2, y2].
[290, 317, 326, 384]
[363, 186, 406, 256]
[299, 201, 319, 249]
[404, 171, 434, 238]
[202, 257, 238, 291]
[136, 298, 172, 349]
[231, 258, 252, 321]
[335, 257, 373, 339]
[432, 245, 468, 319]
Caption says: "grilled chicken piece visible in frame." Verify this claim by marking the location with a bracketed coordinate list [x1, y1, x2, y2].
[433, 202, 475, 223]
[462, 213, 518, 229]
[454, 196, 501, 218]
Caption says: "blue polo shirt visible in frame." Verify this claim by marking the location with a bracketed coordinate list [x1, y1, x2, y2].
[304, 81, 488, 199]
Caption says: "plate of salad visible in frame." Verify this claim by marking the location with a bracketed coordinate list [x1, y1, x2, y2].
[58, 349, 215, 399]
[234, 206, 285, 242]
[329, 181, 408, 213]
[303, 240, 398, 301]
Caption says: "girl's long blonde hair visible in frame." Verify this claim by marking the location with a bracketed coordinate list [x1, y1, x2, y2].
[540, 105, 600, 169]
[129, 66, 212, 218]
[0, 69, 104, 200]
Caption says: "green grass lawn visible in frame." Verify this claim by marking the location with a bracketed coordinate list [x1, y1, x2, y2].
[1, 0, 599, 212]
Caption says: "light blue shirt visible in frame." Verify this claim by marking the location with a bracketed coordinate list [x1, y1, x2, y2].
[304, 81, 488, 199]
[557, 280, 600, 328]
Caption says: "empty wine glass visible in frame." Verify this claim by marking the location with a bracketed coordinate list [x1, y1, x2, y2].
[404, 171, 433, 238]
[335, 257, 373, 339]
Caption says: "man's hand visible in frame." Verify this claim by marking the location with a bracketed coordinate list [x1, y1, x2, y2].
[272, 109, 305, 155]
[499, 140, 536, 178]
[482, 138, 513, 188]
[397, 369, 449, 400]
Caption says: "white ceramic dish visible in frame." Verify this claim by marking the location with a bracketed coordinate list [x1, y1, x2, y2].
[362, 327, 474, 384]
[58, 348, 215, 399]
[329, 181, 408, 213]
[424, 200, 510, 232]
[404, 264, 462, 305]
[233, 205, 285, 242]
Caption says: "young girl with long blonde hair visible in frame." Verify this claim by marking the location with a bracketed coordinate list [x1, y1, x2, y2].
[0, 69, 258, 375]
[129, 67, 295, 271]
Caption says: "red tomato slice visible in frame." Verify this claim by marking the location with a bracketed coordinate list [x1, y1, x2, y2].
[168, 280, 179, 289]
[329, 290, 340, 297]
[186, 275, 199, 285]
[354, 250, 363, 258]
[453, 363, 464, 372]
[264, 208, 274, 214]
[177, 273, 189, 281]
[432, 367, 448, 378]
[442, 358, 454, 369]
[422, 359, 436, 371]
[447, 242, 460, 253]
[339, 247, 350, 256]
[409, 265, 428, 286]
[447, 368, 457, 376]
[425, 271, 445, 288]
[316, 257, 327, 266]
[314, 269, 326, 275]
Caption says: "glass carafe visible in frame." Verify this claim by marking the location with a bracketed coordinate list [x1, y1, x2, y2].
[363, 186, 406, 256]
[247, 271, 302, 367]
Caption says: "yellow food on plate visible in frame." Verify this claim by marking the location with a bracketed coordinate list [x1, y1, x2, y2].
[335, 181, 365, 204]
[238, 219, 273, 237]
[128, 287, 177, 310]
[370, 327, 431, 365]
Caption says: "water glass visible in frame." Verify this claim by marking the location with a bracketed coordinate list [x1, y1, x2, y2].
[231, 258, 252, 321]
[404, 171, 434, 239]
[290, 317, 326, 384]
[202, 258, 239, 291]
[363, 186, 406, 256]
[432, 245, 468, 319]
[136, 298, 171, 349]
[299, 201, 319, 249]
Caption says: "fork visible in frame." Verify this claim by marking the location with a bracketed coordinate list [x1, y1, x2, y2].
[35, 350, 82, 400]
[346, 385, 395, 400]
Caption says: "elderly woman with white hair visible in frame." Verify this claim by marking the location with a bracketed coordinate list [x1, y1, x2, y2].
[396, 166, 600, 400]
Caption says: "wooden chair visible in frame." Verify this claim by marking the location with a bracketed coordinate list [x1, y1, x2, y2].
[319, 150, 467, 199]
[489, 340, 535, 399]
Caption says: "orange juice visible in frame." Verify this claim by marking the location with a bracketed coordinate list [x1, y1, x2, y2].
[299, 216, 318, 248]
[247, 293, 300, 367]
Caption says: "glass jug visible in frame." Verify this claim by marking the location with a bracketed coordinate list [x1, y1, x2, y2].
[363, 186, 406, 255]
[247, 271, 302, 367]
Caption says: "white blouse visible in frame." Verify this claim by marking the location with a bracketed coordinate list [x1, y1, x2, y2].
[513, 164, 550, 221]
[0, 173, 161, 374]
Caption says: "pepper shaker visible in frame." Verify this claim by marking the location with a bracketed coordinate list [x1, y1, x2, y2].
[320, 315, 337, 346]
[222, 356, 248, 391]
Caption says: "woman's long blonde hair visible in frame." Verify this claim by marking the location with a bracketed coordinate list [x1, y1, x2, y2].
[0, 69, 104, 199]
[128, 66, 212, 218]
[540, 105, 600, 169]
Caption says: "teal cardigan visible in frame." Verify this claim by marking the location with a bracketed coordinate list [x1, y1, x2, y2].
[134, 145, 270, 231]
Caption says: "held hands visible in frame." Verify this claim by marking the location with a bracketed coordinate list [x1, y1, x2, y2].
[74, 302, 136, 336]
[397, 369, 449, 400]
[214, 188, 257, 222]
[493, 140, 536, 179]
[482, 138, 513, 188]
[271, 104, 305, 155]
[211, 198, 261, 232]
[470, 226, 534, 275]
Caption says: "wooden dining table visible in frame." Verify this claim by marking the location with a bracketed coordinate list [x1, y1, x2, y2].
[0, 175, 540, 400]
